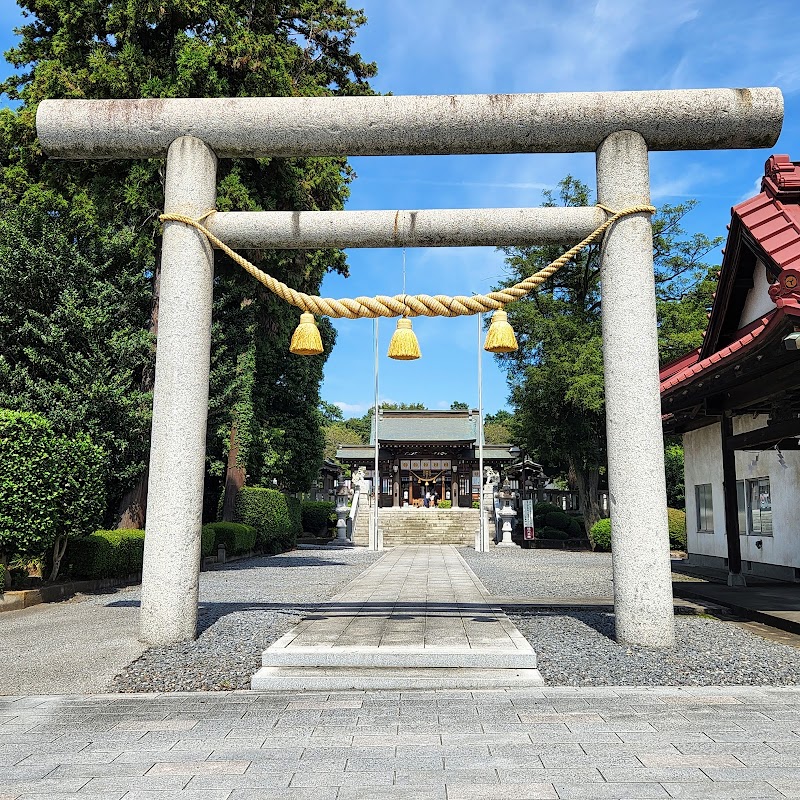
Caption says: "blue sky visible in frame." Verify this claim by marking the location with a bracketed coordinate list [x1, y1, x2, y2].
[2, 0, 799, 417]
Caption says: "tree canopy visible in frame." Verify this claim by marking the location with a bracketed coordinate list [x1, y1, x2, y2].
[494, 176, 720, 527]
[0, 0, 377, 525]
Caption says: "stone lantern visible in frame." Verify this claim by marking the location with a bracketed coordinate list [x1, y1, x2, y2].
[333, 482, 353, 546]
[496, 478, 519, 548]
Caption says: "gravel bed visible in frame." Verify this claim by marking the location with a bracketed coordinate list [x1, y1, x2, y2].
[511, 610, 800, 686]
[460, 546, 616, 598]
[461, 547, 800, 685]
[112, 546, 381, 692]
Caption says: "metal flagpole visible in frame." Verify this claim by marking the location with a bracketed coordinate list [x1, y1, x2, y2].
[373, 316, 380, 550]
[477, 311, 485, 552]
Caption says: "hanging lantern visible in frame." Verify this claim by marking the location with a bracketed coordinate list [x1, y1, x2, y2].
[387, 317, 421, 360]
[483, 309, 518, 353]
[289, 312, 324, 355]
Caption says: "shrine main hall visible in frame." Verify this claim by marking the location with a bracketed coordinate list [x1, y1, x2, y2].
[336, 408, 514, 508]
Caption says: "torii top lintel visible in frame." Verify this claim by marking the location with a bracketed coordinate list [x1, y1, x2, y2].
[37, 88, 783, 160]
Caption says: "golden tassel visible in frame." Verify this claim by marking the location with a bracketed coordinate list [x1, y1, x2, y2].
[387, 317, 421, 360]
[483, 309, 518, 353]
[289, 312, 324, 356]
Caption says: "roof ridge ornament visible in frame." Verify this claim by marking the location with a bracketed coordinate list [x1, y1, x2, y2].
[762, 154, 800, 200]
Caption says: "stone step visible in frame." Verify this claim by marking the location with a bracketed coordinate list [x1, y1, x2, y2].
[251, 666, 544, 691]
[262, 645, 537, 669]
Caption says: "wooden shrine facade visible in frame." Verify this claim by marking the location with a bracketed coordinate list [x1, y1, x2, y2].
[336, 408, 515, 508]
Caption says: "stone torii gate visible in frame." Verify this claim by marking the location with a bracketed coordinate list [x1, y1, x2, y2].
[37, 88, 783, 651]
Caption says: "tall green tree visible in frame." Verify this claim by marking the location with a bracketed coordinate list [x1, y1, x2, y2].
[495, 176, 720, 531]
[0, 1, 376, 526]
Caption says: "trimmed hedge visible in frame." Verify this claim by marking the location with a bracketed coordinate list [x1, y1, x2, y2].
[438, 500, 452, 509]
[66, 529, 145, 579]
[543, 511, 583, 538]
[534, 501, 561, 516]
[302, 501, 335, 534]
[668, 508, 687, 550]
[202, 522, 256, 557]
[235, 487, 296, 552]
[201, 524, 216, 558]
[540, 526, 570, 540]
[589, 509, 687, 553]
[287, 496, 302, 539]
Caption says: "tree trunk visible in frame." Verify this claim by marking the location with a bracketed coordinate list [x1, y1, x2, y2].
[221, 420, 246, 522]
[116, 250, 161, 529]
[117, 468, 149, 530]
[571, 458, 601, 538]
[49, 535, 68, 582]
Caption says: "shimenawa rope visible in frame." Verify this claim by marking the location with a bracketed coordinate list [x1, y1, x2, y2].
[158, 203, 655, 320]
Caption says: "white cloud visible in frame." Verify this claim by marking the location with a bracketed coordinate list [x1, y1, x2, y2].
[333, 401, 369, 415]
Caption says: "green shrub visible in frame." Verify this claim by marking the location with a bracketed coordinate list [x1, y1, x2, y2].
[438, 500, 452, 509]
[66, 529, 145, 579]
[590, 518, 612, 552]
[302, 501, 335, 534]
[544, 511, 572, 532]
[534, 501, 561, 516]
[471, 501, 480, 509]
[540, 526, 569, 540]
[566, 517, 584, 538]
[668, 508, 687, 550]
[235, 487, 295, 552]
[0, 409, 106, 579]
[202, 522, 256, 556]
[201, 524, 216, 558]
[287, 496, 302, 539]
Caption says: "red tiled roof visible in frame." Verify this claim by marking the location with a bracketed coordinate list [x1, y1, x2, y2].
[659, 312, 775, 393]
[660, 155, 800, 396]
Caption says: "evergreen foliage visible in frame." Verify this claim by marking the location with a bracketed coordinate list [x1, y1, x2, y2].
[0, 0, 377, 522]
[301, 500, 335, 534]
[0, 409, 106, 579]
[234, 486, 296, 552]
[202, 522, 257, 556]
[494, 177, 721, 533]
[664, 441, 686, 510]
[588, 509, 686, 554]
[66, 529, 145, 579]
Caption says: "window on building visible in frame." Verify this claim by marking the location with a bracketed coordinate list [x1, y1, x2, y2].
[747, 477, 773, 536]
[695, 484, 713, 533]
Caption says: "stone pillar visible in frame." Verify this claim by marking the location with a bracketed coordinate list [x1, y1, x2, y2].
[140, 136, 217, 645]
[596, 131, 676, 648]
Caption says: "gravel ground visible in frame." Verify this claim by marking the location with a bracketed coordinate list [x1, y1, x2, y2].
[462, 547, 800, 686]
[112, 546, 381, 693]
[512, 610, 800, 686]
[460, 546, 616, 598]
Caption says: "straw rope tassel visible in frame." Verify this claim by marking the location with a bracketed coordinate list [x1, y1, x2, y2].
[387, 317, 421, 360]
[290, 312, 324, 355]
[483, 309, 518, 353]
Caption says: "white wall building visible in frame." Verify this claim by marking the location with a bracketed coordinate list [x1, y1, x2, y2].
[660, 155, 800, 583]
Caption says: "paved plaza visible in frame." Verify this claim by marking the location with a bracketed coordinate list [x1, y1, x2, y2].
[5, 686, 800, 799]
[4, 545, 800, 798]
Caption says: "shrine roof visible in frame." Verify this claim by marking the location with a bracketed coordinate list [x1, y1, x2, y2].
[370, 409, 478, 445]
[660, 154, 800, 400]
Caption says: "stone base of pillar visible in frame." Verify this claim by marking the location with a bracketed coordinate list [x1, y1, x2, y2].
[727, 571, 747, 587]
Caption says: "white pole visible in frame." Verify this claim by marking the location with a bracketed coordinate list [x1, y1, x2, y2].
[478, 311, 485, 552]
[373, 317, 380, 551]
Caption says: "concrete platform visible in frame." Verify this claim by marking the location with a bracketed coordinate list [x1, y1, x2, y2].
[252, 545, 544, 690]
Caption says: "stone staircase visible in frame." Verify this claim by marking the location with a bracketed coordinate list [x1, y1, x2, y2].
[352, 507, 479, 547]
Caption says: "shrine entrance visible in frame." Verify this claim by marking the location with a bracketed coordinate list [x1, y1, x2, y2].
[36, 87, 783, 651]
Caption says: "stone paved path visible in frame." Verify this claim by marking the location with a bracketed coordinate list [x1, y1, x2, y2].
[4, 686, 800, 799]
[252, 546, 543, 689]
